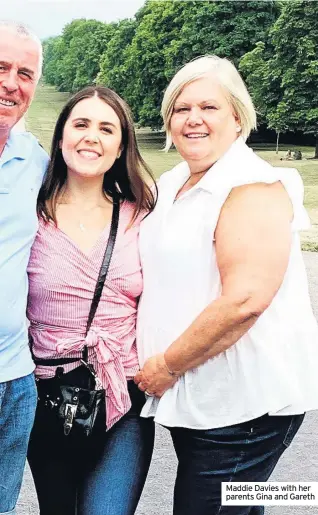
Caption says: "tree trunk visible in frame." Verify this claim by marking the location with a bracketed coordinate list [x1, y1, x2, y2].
[276, 131, 280, 154]
[315, 135, 318, 159]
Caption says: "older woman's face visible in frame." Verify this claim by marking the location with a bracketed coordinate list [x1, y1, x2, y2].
[170, 76, 240, 171]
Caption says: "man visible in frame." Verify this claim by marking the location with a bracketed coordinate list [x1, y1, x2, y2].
[0, 21, 49, 514]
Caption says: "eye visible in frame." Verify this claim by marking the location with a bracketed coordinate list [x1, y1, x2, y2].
[203, 105, 217, 110]
[74, 122, 86, 129]
[101, 127, 113, 134]
[19, 71, 33, 80]
[174, 107, 189, 113]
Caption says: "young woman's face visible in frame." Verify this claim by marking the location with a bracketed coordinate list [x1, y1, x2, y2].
[170, 76, 240, 171]
[60, 95, 122, 179]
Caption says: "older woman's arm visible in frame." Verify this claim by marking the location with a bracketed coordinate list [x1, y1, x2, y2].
[135, 181, 293, 396]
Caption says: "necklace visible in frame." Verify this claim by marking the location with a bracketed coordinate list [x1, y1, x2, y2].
[57, 193, 112, 233]
[77, 210, 99, 232]
[79, 222, 87, 232]
[57, 202, 102, 232]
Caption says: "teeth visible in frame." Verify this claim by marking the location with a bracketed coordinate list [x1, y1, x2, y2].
[186, 133, 208, 138]
[0, 99, 15, 106]
[78, 150, 100, 160]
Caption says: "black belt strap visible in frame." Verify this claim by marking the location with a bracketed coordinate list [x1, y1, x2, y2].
[31, 197, 120, 367]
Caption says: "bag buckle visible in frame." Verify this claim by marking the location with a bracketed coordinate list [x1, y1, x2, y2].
[80, 359, 103, 391]
[94, 375, 103, 391]
[63, 403, 77, 436]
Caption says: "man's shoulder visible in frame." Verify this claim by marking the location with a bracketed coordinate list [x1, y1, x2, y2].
[12, 131, 48, 154]
[10, 131, 49, 168]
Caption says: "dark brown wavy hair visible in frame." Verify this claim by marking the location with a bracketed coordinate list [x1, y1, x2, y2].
[37, 86, 157, 224]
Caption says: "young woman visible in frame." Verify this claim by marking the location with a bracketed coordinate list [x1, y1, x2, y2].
[27, 86, 156, 515]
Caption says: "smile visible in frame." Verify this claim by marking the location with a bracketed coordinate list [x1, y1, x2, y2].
[0, 98, 16, 107]
[184, 133, 208, 138]
[77, 150, 101, 160]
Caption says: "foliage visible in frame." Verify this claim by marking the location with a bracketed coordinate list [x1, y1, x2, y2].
[271, 2, 318, 139]
[66, 20, 116, 91]
[121, 0, 188, 127]
[239, 41, 286, 131]
[42, 0, 280, 127]
[41, 0, 317, 155]
[96, 19, 137, 111]
[42, 36, 67, 89]
[42, 19, 115, 92]
[121, 0, 280, 128]
[164, 0, 280, 73]
[240, 0, 318, 156]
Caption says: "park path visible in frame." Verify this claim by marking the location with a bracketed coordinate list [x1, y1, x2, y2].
[17, 252, 318, 515]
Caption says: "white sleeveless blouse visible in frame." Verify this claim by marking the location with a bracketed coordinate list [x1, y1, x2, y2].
[137, 137, 318, 429]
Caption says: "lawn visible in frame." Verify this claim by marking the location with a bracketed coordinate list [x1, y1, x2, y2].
[26, 84, 318, 251]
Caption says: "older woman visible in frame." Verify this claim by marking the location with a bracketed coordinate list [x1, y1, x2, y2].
[135, 56, 318, 515]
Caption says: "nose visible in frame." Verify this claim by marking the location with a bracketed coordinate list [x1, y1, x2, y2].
[2, 71, 19, 93]
[187, 106, 203, 125]
[84, 132, 99, 144]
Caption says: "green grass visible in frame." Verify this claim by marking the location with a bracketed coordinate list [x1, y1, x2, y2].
[26, 84, 318, 250]
[26, 84, 70, 151]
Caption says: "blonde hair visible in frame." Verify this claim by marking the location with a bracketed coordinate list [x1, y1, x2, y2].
[0, 21, 43, 77]
[161, 55, 257, 150]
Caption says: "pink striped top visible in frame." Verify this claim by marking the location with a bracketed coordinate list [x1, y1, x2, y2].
[27, 200, 142, 430]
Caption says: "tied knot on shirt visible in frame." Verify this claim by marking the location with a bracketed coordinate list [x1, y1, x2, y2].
[56, 327, 122, 365]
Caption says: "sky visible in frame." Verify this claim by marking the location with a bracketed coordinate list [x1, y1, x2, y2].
[1, 0, 146, 40]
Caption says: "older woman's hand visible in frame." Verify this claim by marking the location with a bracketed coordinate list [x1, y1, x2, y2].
[134, 353, 178, 398]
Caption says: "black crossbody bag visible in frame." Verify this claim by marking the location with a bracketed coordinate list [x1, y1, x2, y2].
[31, 198, 120, 437]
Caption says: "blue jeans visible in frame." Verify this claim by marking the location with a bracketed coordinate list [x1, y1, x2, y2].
[169, 413, 304, 515]
[0, 373, 37, 515]
[28, 379, 155, 515]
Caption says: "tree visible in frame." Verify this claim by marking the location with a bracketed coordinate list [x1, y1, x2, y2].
[96, 19, 137, 107]
[120, 0, 188, 127]
[239, 41, 287, 151]
[119, 0, 280, 128]
[68, 20, 116, 91]
[56, 20, 87, 91]
[42, 36, 68, 89]
[42, 20, 115, 93]
[271, 0, 318, 157]
[240, 0, 318, 158]
[42, 1, 280, 129]
[165, 0, 280, 75]
[42, 20, 85, 91]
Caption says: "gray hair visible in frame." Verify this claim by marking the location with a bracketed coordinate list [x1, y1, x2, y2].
[161, 55, 257, 150]
[0, 21, 43, 77]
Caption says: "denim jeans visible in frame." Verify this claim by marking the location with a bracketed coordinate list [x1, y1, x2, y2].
[0, 373, 37, 515]
[28, 379, 155, 515]
[169, 413, 305, 515]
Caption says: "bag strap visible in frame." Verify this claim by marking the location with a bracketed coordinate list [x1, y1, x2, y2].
[82, 196, 119, 362]
[32, 197, 120, 367]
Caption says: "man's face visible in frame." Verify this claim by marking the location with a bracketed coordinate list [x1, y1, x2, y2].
[0, 29, 40, 134]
